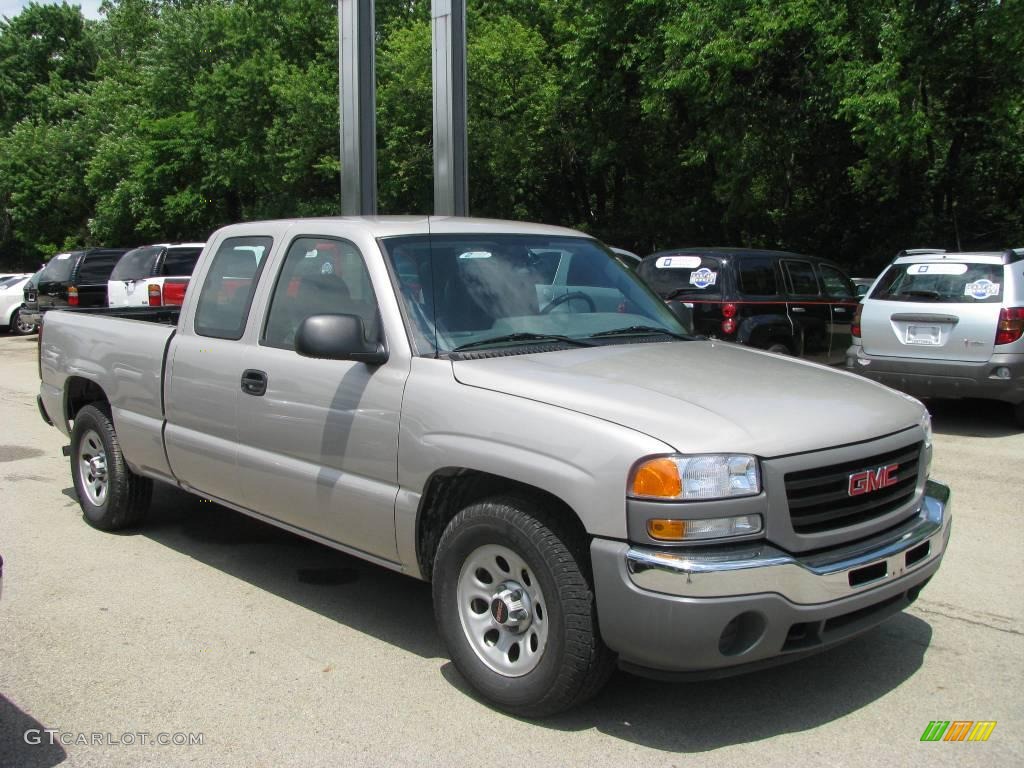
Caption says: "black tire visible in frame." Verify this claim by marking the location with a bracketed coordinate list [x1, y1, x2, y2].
[432, 495, 614, 717]
[10, 308, 35, 335]
[1015, 401, 1024, 429]
[70, 404, 152, 531]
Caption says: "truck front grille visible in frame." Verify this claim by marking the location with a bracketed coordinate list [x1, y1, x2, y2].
[784, 442, 921, 534]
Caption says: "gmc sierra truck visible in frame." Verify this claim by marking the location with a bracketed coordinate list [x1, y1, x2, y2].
[38, 217, 951, 717]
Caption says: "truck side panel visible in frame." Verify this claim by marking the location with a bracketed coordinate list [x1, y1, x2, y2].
[39, 311, 176, 479]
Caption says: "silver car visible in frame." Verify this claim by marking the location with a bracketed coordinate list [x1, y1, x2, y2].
[847, 249, 1024, 425]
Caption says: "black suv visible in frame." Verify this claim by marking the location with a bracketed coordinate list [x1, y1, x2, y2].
[636, 247, 859, 364]
[32, 248, 130, 317]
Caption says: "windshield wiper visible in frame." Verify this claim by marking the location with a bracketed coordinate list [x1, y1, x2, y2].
[450, 332, 595, 352]
[589, 325, 689, 340]
[898, 290, 942, 299]
[664, 288, 697, 301]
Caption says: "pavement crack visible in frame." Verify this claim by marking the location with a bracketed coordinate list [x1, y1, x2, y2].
[913, 603, 1024, 637]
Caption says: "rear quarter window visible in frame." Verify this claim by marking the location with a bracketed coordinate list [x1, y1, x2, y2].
[737, 256, 780, 295]
[160, 246, 204, 277]
[872, 262, 1005, 303]
[638, 254, 723, 298]
[194, 237, 273, 340]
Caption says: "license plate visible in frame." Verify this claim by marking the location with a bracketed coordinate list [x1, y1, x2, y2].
[906, 324, 940, 345]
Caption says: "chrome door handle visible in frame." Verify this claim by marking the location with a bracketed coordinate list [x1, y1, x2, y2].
[791, 307, 806, 313]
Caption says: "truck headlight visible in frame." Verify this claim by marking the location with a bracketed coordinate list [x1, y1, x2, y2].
[630, 454, 760, 501]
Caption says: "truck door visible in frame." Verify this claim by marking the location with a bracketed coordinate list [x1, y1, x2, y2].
[782, 259, 829, 362]
[235, 235, 406, 562]
[816, 263, 859, 364]
[164, 236, 274, 506]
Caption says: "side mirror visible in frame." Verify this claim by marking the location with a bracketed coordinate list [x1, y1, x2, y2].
[295, 314, 388, 365]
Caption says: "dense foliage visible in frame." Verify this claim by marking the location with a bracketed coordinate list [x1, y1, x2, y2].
[0, 0, 1021, 273]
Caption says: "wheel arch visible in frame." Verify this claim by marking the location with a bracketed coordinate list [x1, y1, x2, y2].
[741, 316, 796, 351]
[414, 467, 589, 582]
[64, 376, 110, 428]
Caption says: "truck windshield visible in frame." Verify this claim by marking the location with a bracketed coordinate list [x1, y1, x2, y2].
[381, 234, 687, 356]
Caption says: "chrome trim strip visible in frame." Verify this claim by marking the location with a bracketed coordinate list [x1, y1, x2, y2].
[626, 480, 950, 605]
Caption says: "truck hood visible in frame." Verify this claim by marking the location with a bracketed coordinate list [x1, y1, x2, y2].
[451, 341, 923, 457]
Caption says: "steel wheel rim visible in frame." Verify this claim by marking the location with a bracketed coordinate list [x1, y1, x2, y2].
[77, 429, 108, 507]
[456, 543, 549, 677]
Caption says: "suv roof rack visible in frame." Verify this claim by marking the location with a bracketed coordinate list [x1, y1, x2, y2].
[1003, 248, 1024, 264]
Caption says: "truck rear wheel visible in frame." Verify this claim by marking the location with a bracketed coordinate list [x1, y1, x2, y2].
[71, 404, 152, 531]
[432, 496, 614, 717]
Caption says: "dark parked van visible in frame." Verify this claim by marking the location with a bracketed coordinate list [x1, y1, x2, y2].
[637, 248, 859, 365]
[35, 248, 130, 314]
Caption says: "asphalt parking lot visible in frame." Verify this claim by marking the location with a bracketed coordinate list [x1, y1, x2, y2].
[1, 332, 1022, 767]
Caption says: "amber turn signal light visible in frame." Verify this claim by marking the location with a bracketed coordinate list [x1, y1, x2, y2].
[631, 458, 682, 498]
[647, 519, 687, 541]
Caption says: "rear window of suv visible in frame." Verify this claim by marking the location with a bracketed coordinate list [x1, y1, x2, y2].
[637, 254, 723, 299]
[872, 262, 1005, 303]
[111, 247, 162, 281]
[40, 253, 76, 283]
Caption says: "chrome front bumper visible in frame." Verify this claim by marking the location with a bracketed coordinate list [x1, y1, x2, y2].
[626, 480, 951, 605]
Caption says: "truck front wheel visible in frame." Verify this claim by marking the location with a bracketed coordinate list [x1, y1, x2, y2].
[71, 404, 152, 531]
[432, 496, 613, 717]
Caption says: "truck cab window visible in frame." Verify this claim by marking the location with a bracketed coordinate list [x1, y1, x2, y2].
[194, 237, 272, 340]
[262, 237, 380, 350]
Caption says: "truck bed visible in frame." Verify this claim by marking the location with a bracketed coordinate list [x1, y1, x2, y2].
[39, 309, 178, 480]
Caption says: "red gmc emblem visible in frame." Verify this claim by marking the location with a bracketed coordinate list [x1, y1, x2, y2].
[848, 464, 900, 496]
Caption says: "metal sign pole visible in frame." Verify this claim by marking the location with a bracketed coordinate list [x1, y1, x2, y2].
[339, 0, 377, 216]
[431, 0, 468, 217]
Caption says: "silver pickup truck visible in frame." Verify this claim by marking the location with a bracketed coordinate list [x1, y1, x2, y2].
[38, 217, 951, 717]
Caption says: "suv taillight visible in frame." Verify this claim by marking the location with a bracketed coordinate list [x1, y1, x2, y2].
[995, 307, 1024, 345]
[852, 304, 863, 338]
[163, 280, 188, 306]
[148, 284, 162, 306]
[67, 286, 78, 306]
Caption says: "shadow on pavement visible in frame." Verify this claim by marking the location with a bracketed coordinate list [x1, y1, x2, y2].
[132, 482, 443, 660]
[445, 613, 932, 751]
[927, 398, 1019, 437]
[0, 695, 67, 767]
[121, 483, 933, 751]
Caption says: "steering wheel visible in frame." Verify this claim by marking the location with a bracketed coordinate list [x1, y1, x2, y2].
[541, 291, 596, 314]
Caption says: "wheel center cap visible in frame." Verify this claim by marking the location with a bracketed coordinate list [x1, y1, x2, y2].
[89, 456, 107, 479]
[489, 582, 532, 633]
